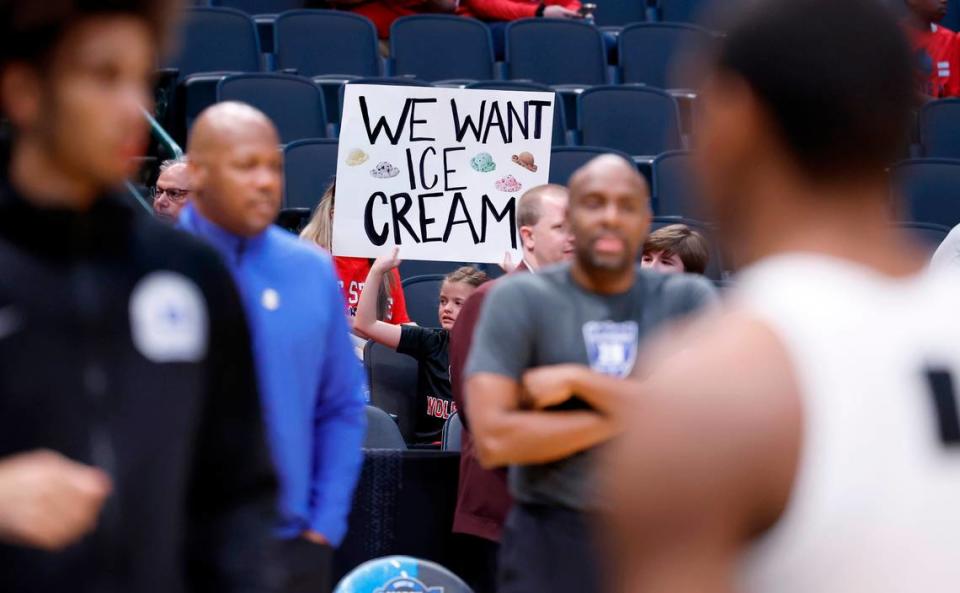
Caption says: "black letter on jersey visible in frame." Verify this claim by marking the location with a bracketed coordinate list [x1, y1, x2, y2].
[925, 367, 960, 447]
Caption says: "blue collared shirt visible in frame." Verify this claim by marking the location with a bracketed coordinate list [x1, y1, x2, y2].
[180, 205, 366, 545]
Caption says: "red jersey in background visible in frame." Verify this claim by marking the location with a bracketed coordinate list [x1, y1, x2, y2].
[909, 23, 960, 98]
[334, 256, 411, 324]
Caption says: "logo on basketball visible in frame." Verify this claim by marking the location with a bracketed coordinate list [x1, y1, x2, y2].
[582, 320, 639, 378]
[374, 577, 444, 593]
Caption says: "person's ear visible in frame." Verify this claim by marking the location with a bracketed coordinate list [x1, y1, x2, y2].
[519, 225, 535, 251]
[1, 64, 43, 132]
[187, 160, 207, 197]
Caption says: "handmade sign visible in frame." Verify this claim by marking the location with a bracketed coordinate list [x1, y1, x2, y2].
[333, 84, 555, 263]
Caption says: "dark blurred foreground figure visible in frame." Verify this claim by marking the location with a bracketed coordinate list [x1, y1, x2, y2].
[0, 2, 278, 592]
[601, 0, 960, 591]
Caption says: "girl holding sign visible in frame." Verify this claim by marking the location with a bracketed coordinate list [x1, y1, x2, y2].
[356, 248, 488, 444]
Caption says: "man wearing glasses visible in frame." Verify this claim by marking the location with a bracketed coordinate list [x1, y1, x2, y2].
[153, 157, 192, 222]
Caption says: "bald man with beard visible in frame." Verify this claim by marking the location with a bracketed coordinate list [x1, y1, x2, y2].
[180, 102, 367, 593]
[464, 155, 717, 593]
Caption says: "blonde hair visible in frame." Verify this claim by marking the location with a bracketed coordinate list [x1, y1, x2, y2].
[444, 266, 488, 289]
[300, 181, 336, 250]
[300, 180, 398, 321]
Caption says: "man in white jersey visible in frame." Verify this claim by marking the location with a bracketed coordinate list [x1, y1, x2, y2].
[520, 0, 960, 591]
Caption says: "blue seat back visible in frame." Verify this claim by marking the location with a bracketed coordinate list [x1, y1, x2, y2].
[658, 0, 711, 24]
[283, 138, 339, 209]
[335, 556, 472, 593]
[211, 0, 304, 12]
[275, 10, 380, 77]
[217, 74, 327, 143]
[401, 275, 444, 328]
[897, 222, 953, 257]
[893, 159, 960, 228]
[652, 150, 706, 218]
[441, 412, 462, 452]
[920, 99, 960, 158]
[465, 80, 568, 146]
[364, 405, 407, 450]
[618, 23, 712, 89]
[594, 0, 647, 27]
[168, 8, 261, 78]
[390, 16, 495, 82]
[579, 85, 683, 156]
[548, 146, 635, 185]
[363, 343, 419, 443]
[506, 19, 607, 86]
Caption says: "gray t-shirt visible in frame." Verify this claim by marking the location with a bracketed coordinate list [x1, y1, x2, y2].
[465, 263, 717, 512]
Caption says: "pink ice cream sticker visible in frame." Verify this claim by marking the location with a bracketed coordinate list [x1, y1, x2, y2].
[495, 175, 522, 193]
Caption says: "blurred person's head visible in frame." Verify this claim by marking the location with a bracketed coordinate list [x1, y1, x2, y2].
[300, 181, 336, 250]
[439, 266, 488, 330]
[567, 155, 652, 291]
[696, 0, 914, 255]
[641, 224, 710, 275]
[517, 184, 575, 270]
[906, 0, 948, 24]
[153, 158, 191, 223]
[187, 102, 282, 238]
[0, 1, 176, 208]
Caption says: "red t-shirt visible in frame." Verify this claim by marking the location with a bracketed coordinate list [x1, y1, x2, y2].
[909, 23, 960, 98]
[333, 256, 411, 324]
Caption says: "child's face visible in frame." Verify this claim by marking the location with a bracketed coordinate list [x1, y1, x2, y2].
[438, 280, 478, 330]
[640, 250, 686, 274]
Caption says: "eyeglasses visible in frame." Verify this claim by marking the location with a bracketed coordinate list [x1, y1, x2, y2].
[153, 187, 191, 202]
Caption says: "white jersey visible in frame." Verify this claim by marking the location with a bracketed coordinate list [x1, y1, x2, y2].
[734, 254, 960, 593]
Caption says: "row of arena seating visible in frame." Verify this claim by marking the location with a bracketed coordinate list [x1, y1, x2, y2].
[278, 136, 960, 229]
[192, 0, 716, 29]
[157, 9, 713, 140]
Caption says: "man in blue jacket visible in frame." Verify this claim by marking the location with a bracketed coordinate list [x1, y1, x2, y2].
[181, 102, 367, 593]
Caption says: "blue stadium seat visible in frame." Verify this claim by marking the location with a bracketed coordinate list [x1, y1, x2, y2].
[578, 85, 683, 157]
[399, 260, 468, 280]
[274, 10, 380, 77]
[217, 74, 328, 144]
[364, 405, 407, 450]
[920, 99, 960, 158]
[390, 16, 495, 83]
[652, 150, 706, 218]
[465, 80, 568, 145]
[166, 8, 262, 140]
[210, 0, 304, 12]
[441, 412, 462, 452]
[363, 342, 419, 443]
[658, 0, 712, 24]
[897, 222, 953, 258]
[548, 146, 635, 185]
[505, 19, 608, 86]
[594, 0, 648, 27]
[618, 23, 713, 89]
[401, 275, 444, 327]
[168, 7, 261, 79]
[335, 556, 472, 593]
[892, 159, 960, 228]
[283, 138, 339, 210]
[649, 216, 725, 280]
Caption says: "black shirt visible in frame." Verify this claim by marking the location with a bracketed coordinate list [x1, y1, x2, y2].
[397, 325, 455, 443]
[0, 183, 278, 593]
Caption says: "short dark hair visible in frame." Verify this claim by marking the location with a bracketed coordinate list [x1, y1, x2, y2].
[0, 0, 175, 69]
[714, 0, 914, 180]
[643, 224, 710, 275]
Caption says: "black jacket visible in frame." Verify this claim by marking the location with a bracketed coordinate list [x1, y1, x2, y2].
[0, 184, 278, 593]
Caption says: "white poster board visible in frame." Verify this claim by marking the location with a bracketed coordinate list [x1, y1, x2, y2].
[332, 84, 554, 263]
